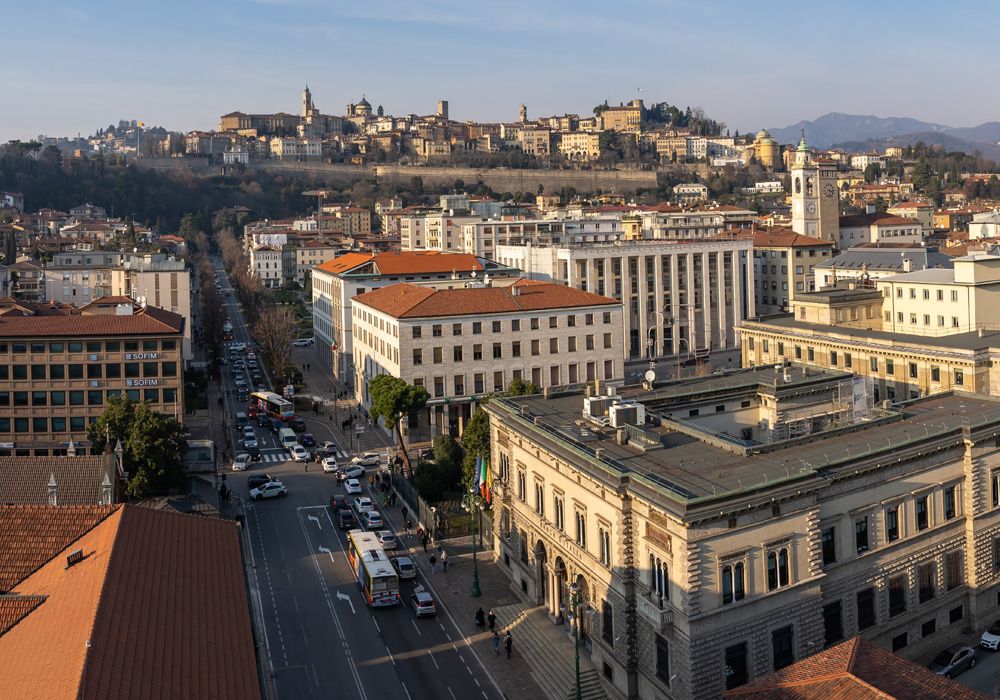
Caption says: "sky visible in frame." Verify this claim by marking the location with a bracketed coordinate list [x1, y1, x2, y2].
[3, 0, 997, 142]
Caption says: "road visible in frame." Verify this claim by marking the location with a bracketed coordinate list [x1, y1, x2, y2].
[212, 260, 502, 700]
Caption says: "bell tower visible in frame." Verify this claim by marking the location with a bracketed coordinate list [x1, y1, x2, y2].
[302, 85, 314, 118]
[790, 133, 821, 239]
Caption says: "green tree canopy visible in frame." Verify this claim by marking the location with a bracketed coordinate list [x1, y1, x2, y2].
[88, 396, 187, 498]
[368, 374, 429, 477]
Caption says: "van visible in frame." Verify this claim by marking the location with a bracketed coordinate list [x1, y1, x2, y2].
[235, 412, 248, 428]
[279, 427, 298, 449]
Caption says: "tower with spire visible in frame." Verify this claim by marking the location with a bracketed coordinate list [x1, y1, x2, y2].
[790, 132, 840, 245]
[302, 85, 315, 118]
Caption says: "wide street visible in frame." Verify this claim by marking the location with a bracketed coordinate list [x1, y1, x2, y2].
[212, 261, 503, 700]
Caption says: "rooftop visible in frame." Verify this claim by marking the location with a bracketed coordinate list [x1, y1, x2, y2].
[839, 213, 920, 228]
[314, 251, 499, 277]
[0, 454, 120, 505]
[354, 279, 619, 318]
[0, 302, 184, 337]
[488, 366, 1000, 508]
[816, 247, 954, 272]
[752, 229, 834, 248]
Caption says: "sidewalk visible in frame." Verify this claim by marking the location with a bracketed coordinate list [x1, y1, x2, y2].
[375, 488, 548, 700]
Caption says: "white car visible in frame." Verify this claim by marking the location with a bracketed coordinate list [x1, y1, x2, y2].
[344, 478, 362, 495]
[232, 453, 252, 471]
[393, 556, 417, 580]
[341, 465, 365, 480]
[290, 444, 310, 462]
[291, 338, 314, 347]
[981, 620, 1000, 650]
[250, 481, 287, 500]
[353, 496, 375, 513]
[352, 452, 381, 467]
[322, 456, 339, 473]
[377, 530, 398, 550]
[362, 511, 384, 529]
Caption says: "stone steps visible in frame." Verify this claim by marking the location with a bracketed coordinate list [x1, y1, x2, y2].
[567, 668, 607, 700]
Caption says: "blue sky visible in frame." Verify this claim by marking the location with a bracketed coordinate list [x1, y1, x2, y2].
[3, 1, 995, 141]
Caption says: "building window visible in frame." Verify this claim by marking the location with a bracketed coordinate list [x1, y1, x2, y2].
[807, 347, 814, 361]
[554, 494, 564, 530]
[724, 642, 748, 690]
[602, 600, 614, 645]
[886, 359, 894, 375]
[909, 362, 918, 379]
[517, 471, 526, 501]
[821, 527, 836, 565]
[766, 547, 790, 591]
[432, 324, 442, 337]
[493, 343, 502, 359]
[772, 626, 795, 671]
[916, 495, 929, 531]
[599, 526, 612, 567]
[844, 352, 852, 368]
[931, 366, 940, 382]
[575, 511, 587, 549]
[473, 322, 482, 334]
[950, 605, 964, 624]
[534, 482, 544, 517]
[473, 344, 483, 361]
[870, 357, 878, 372]
[891, 632, 908, 652]
[433, 347, 443, 364]
[512, 341, 521, 358]
[857, 587, 876, 630]
[993, 471, 1000, 508]
[453, 346, 463, 362]
[888, 574, 908, 617]
[830, 350, 837, 366]
[946, 551, 963, 590]
[955, 369, 964, 385]
[918, 562, 936, 603]
[650, 554, 668, 601]
[656, 635, 671, 686]
[885, 506, 899, 542]
[722, 562, 745, 604]
[944, 486, 956, 520]
[499, 453, 510, 483]
[412, 349, 422, 365]
[855, 516, 869, 553]
[823, 601, 843, 647]
[492, 321, 501, 333]
[452, 323, 462, 336]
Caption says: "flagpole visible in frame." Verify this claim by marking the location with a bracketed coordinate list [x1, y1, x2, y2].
[469, 457, 482, 598]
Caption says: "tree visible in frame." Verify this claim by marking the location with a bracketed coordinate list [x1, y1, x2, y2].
[413, 436, 464, 502]
[368, 375, 429, 478]
[253, 307, 297, 382]
[863, 163, 882, 184]
[460, 379, 537, 485]
[88, 396, 186, 498]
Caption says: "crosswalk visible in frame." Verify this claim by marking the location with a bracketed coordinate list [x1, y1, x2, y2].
[257, 449, 349, 464]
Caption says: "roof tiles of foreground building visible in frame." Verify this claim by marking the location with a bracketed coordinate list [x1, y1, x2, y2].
[314, 251, 487, 276]
[723, 636, 989, 700]
[0, 303, 183, 337]
[354, 279, 620, 318]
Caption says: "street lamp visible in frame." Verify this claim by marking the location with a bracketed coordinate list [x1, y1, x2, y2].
[569, 582, 582, 700]
[467, 487, 482, 598]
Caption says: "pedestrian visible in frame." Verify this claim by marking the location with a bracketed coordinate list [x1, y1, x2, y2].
[404, 519, 412, 536]
[390, 491, 397, 507]
[429, 553, 438, 573]
[475, 607, 485, 630]
[402, 505, 408, 521]
[441, 550, 448, 573]
[487, 610, 496, 632]
[422, 533, 430, 552]
[504, 631, 513, 659]
[304, 458, 308, 472]
[492, 630, 500, 655]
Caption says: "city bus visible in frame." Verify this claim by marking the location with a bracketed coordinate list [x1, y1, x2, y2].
[249, 391, 294, 421]
[346, 530, 400, 607]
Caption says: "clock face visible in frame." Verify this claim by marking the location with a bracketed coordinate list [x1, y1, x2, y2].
[823, 184, 836, 198]
[806, 202, 816, 215]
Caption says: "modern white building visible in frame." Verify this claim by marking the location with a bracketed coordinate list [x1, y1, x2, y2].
[351, 279, 623, 437]
[250, 245, 283, 288]
[838, 213, 924, 248]
[310, 251, 520, 389]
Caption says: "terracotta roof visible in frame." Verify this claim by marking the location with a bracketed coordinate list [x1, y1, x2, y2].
[724, 637, 989, 700]
[0, 505, 261, 700]
[354, 279, 620, 319]
[0, 304, 183, 337]
[315, 251, 486, 276]
[0, 455, 118, 506]
[840, 213, 920, 228]
[891, 201, 933, 209]
[753, 230, 834, 248]
[0, 594, 45, 637]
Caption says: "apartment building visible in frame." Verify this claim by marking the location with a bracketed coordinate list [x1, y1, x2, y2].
[813, 244, 954, 290]
[486, 367, 1000, 699]
[461, 217, 623, 257]
[320, 203, 372, 235]
[752, 230, 835, 313]
[600, 100, 643, 132]
[400, 212, 481, 252]
[295, 240, 342, 286]
[0, 300, 185, 455]
[673, 184, 708, 205]
[888, 201, 935, 234]
[839, 212, 924, 249]
[250, 245, 283, 288]
[558, 131, 602, 161]
[494, 238, 754, 359]
[310, 251, 519, 388]
[351, 280, 623, 437]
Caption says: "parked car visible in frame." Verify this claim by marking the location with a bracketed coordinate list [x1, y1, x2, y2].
[290, 417, 306, 432]
[981, 620, 1000, 651]
[322, 456, 339, 473]
[362, 510, 384, 529]
[329, 494, 349, 512]
[337, 509, 356, 529]
[300, 433, 316, 447]
[353, 496, 375, 513]
[393, 556, 417, 580]
[232, 453, 252, 471]
[410, 590, 436, 618]
[352, 452, 381, 467]
[344, 478, 362, 494]
[290, 444, 310, 462]
[928, 643, 977, 677]
[250, 481, 287, 500]
[248, 473, 275, 490]
[377, 530, 398, 550]
[291, 338, 314, 347]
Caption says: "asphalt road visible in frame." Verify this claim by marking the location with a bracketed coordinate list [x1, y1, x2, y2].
[213, 261, 502, 700]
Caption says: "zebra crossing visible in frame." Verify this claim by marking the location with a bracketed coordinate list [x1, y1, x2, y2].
[257, 448, 349, 464]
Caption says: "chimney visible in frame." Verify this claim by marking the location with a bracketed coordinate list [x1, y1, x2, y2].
[511, 284, 521, 297]
[66, 440, 77, 457]
[902, 256, 912, 273]
[865, 203, 876, 215]
[48, 473, 58, 506]
[615, 429, 628, 446]
[100, 472, 113, 506]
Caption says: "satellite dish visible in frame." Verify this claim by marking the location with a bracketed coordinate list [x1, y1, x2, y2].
[644, 370, 656, 383]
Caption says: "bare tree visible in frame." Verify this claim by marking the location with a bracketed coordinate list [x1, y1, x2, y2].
[253, 307, 297, 384]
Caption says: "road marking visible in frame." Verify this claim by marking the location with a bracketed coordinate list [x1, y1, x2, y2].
[448, 688, 457, 700]
[308, 514, 321, 529]
[411, 619, 422, 637]
[373, 618, 381, 634]
[401, 682, 413, 700]
[336, 590, 356, 614]
[318, 545, 334, 564]
[386, 646, 395, 665]
[427, 650, 439, 669]
[474, 678, 481, 688]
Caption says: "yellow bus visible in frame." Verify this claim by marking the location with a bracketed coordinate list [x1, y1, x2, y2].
[345, 529, 400, 607]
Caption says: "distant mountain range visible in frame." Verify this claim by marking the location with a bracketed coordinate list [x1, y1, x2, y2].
[767, 112, 1000, 159]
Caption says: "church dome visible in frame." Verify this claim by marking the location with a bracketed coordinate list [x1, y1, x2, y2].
[357, 96, 371, 108]
[755, 129, 770, 140]
[796, 134, 810, 152]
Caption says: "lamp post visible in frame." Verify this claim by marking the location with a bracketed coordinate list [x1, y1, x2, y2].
[569, 582, 582, 700]
[467, 487, 482, 597]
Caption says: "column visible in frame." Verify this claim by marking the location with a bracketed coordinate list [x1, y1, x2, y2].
[716, 249, 728, 348]
[701, 251, 711, 351]
[685, 252, 695, 353]
[622, 254, 634, 359]
[670, 253, 681, 355]
[731, 250, 744, 343]
[587, 256, 599, 294]
[637, 253, 649, 361]
[653, 253, 664, 357]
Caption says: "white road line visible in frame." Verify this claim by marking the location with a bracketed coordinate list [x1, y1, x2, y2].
[401, 682, 413, 700]
[439, 623, 446, 631]
[386, 646, 395, 665]
[447, 688, 457, 700]
[474, 678, 481, 688]
[373, 618, 381, 634]
[318, 545, 334, 564]
[428, 650, 439, 669]
[308, 514, 321, 528]
[411, 619, 422, 637]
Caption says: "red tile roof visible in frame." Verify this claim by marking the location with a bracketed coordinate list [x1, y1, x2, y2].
[839, 213, 920, 228]
[315, 251, 486, 276]
[724, 637, 988, 700]
[0, 455, 118, 506]
[753, 229, 834, 248]
[0, 304, 183, 337]
[354, 279, 620, 318]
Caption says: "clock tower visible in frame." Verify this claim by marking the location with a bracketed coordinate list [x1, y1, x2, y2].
[791, 133, 840, 246]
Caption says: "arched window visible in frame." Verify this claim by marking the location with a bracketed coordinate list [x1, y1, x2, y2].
[650, 553, 669, 604]
[722, 562, 746, 605]
[794, 177, 801, 194]
[806, 176, 815, 196]
[767, 548, 790, 591]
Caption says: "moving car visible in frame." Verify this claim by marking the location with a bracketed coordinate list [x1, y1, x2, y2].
[248, 473, 275, 490]
[362, 511, 384, 529]
[244, 443, 260, 460]
[291, 338, 314, 347]
[377, 531, 398, 550]
[341, 465, 365, 480]
[393, 556, 417, 580]
[289, 417, 306, 432]
[329, 494, 349, 512]
[316, 441, 338, 458]
[269, 418, 283, 434]
[344, 478, 362, 494]
[353, 496, 375, 513]
[928, 643, 977, 677]
[243, 435, 258, 450]
[410, 590, 436, 618]
[322, 456, 339, 473]
[300, 433, 316, 447]
[250, 481, 287, 500]
[232, 453, 252, 471]
[290, 444, 310, 462]
[336, 509, 356, 529]
[352, 452, 381, 467]
[981, 620, 1000, 651]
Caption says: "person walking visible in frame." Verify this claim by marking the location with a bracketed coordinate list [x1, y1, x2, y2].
[429, 553, 438, 573]
[404, 518, 412, 536]
[421, 533, 430, 552]
[441, 550, 448, 573]
[504, 631, 513, 659]
[475, 608, 485, 631]
[492, 630, 500, 655]
[487, 610, 496, 632]
[401, 506, 408, 522]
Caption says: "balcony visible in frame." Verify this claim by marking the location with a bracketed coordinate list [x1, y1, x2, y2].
[637, 590, 674, 631]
